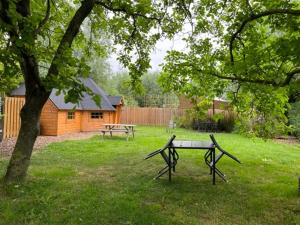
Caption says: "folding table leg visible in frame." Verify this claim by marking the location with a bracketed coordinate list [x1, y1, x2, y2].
[212, 148, 216, 185]
[171, 148, 176, 172]
[168, 147, 172, 182]
[209, 152, 212, 175]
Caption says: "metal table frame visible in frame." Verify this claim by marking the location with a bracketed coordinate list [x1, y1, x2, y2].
[145, 135, 241, 185]
[168, 140, 217, 185]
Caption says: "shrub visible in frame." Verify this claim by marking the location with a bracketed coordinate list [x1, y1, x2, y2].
[216, 113, 235, 132]
[175, 109, 197, 129]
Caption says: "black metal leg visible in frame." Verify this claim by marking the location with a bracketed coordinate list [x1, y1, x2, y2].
[212, 148, 216, 185]
[171, 148, 176, 172]
[209, 152, 212, 174]
[168, 147, 172, 182]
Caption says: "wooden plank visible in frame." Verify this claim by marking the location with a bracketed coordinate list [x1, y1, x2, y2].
[120, 106, 228, 126]
[3, 97, 8, 139]
[3, 97, 25, 139]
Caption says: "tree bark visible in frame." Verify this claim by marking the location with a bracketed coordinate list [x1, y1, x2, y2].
[2, 0, 96, 183]
[3, 51, 50, 183]
[4, 88, 49, 183]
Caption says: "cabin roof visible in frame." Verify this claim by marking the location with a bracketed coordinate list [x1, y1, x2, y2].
[10, 77, 122, 111]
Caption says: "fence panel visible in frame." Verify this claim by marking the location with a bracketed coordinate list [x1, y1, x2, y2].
[120, 106, 233, 126]
[120, 107, 186, 126]
[3, 97, 25, 139]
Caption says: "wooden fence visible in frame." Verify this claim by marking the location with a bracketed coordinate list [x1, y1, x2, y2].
[3, 97, 25, 139]
[120, 107, 186, 126]
[120, 107, 233, 126]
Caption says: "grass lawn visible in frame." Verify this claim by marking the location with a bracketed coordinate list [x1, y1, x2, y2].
[0, 126, 299, 225]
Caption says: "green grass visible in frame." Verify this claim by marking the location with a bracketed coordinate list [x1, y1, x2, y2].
[0, 126, 299, 225]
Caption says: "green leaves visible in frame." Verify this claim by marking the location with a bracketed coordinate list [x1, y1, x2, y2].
[160, 0, 300, 138]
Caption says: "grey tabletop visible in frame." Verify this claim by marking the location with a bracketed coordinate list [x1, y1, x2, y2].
[171, 140, 214, 149]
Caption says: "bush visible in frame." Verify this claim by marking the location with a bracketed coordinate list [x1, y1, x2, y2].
[175, 109, 197, 129]
[289, 101, 300, 138]
[176, 109, 235, 133]
[216, 113, 235, 132]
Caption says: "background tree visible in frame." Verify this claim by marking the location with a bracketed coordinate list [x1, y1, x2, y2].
[160, 0, 300, 137]
[111, 71, 179, 107]
[0, 0, 191, 183]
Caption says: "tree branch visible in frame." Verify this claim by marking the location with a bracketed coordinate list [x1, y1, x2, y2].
[16, 0, 30, 17]
[282, 67, 300, 86]
[209, 71, 277, 85]
[229, 9, 300, 64]
[177, 61, 298, 87]
[0, 0, 19, 37]
[95, 1, 163, 22]
[35, 0, 51, 35]
[245, 0, 254, 16]
[46, 0, 96, 79]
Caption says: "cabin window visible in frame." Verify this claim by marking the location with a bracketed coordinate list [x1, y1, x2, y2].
[91, 112, 103, 119]
[67, 111, 75, 120]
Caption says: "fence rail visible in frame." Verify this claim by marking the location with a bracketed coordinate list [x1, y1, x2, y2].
[120, 107, 186, 126]
[3, 97, 25, 139]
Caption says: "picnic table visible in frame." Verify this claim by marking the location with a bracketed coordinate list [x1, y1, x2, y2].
[100, 123, 136, 140]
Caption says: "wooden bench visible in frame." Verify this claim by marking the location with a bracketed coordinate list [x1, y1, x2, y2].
[100, 128, 132, 140]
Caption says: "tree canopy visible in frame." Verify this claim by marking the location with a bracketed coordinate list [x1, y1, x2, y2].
[0, 0, 192, 182]
[160, 0, 300, 137]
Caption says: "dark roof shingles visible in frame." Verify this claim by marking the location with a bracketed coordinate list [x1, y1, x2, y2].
[10, 77, 120, 111]
[107, 96, 122, 105]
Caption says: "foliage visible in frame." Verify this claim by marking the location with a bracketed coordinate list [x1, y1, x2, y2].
[0, 0, 191, 103]
[175, 109, 195, 129]
[175, 98, 211, 128]
[1, 126, 299, 225]
[216, 113, 235, 133]
[108, 72, 139, 105]
[160, 0, 300, 138]
[228, 86, 291, 138]
[289, 101, 300, 138]
[0, 0, 194, 181]
[111, 71, 179, 107]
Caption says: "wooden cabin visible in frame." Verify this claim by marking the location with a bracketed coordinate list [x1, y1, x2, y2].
[10, 78, 123, 136]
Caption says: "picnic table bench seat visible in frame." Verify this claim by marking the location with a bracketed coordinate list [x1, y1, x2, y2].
[100, 124, 135, 141]
[100, 128, 129, 133]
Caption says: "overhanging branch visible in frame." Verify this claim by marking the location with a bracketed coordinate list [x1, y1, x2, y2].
[95, 1, 163, 22]
[46, 0, 96, 78]
[35, 0, 51, 35]
[176, 62, 299, 87]
[282, 67, 300, 86]
[230, 9, 300, 64]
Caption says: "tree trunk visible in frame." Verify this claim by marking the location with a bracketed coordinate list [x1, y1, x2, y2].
[3, 90, 49, 183]
[2, 0, 96, 183]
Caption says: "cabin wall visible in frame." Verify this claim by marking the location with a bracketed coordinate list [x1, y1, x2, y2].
[56, 111, 82, 135]
[40, 100, 58, 136]
[80, 111, 115, 132]
[114, 105, 122, 123]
